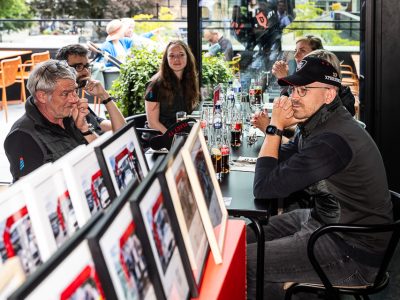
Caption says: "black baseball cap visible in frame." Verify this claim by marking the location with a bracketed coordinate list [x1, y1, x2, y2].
[278, 56, 341, 88]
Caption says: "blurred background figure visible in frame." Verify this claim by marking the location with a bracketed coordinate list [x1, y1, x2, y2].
[121, 18, 164, 50]
[277, 0, 292, 30]
[100, 19, 133, 67]
[204, 28, 233, 61]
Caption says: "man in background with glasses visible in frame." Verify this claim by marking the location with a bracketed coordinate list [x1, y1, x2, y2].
[247, 56, 391, 299]
[4, 60, 97, 182]
[56, 44, 126, 135]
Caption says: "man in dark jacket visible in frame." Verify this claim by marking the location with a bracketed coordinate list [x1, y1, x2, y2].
[4, 60, 97, 181]
[247, 56, 392, 299]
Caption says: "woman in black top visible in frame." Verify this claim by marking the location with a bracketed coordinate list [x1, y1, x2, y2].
[145, 40, 200, 133]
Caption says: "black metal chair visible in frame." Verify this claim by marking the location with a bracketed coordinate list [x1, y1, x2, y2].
[125, 113, 161, 149]
[285, 190, 400, 300]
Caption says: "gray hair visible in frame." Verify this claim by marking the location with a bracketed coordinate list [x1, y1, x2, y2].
[27, 59, 76, 98]
[306, 49, 342, 78]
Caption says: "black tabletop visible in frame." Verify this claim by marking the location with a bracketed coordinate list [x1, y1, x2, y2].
[219, 135, 271, 218]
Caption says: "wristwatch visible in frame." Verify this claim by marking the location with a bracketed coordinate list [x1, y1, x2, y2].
[265, 125, 283, 137]
[81, 124, 95, 136]
[102, 96, 115, 105]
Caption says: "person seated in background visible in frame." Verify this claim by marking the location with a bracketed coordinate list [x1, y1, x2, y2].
[272, 35, 323, 79]
[101, 19, 133, 67]
[4, 60, 96, 182]
[144, 40, 200, 133]
[121, 18, 164, 49]
[56, 44, 126, 134]
[247, 56, 392, 299]
[203, 29, 233, 61]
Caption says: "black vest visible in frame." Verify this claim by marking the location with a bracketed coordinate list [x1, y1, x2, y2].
[7, 97, 87, 163]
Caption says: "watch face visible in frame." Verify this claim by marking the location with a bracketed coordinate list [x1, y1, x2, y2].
[266, 125, 277, 135]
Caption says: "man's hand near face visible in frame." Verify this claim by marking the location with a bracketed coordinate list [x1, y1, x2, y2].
[82, 78, 109, 101]
[72, 98, 90, 131]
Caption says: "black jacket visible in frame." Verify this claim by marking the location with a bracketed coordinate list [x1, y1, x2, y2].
[4, 96, 87, 181]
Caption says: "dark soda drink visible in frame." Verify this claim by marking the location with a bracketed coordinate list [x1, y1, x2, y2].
[221, 146, 230, 173]
[211, 148, 222, 173]
[230, 130, 241, 147]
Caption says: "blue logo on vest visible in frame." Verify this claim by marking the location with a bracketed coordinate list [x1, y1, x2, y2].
[19, 157, 25, 171]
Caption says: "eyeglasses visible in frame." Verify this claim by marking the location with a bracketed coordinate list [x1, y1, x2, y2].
[35, 61, 68, 92]
[288, 86, 331, 97]
[69, 63, 91, 72]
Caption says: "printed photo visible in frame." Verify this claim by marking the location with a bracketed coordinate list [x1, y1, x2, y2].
[44, 190, 79, 247]
[192, 140, 222, 227]
[111, 221, 151, 299]
[146, 194, 176, 274]
[109, 142, 144, 191]
[60, 265, 104, 300]
[0, 206, 42, 274]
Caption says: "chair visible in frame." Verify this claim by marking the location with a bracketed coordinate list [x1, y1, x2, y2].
[340, 64, 359, 95]
[125, 113, 161, 149]
[285, 190, 400, 300]
[1, 56, 24, 122]
[17, 51, 51, 97]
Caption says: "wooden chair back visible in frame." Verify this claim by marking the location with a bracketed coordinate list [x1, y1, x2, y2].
[1, 56, 21, 88]
[32, 51, 50, 65]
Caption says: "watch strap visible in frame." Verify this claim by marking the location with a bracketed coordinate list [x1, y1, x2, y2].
[266, 125, 283, 137]
[81, 130, 93, 136]
[102, 96, 115, 105]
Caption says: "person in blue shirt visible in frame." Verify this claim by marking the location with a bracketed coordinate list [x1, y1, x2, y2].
[101, 19, 133, 67]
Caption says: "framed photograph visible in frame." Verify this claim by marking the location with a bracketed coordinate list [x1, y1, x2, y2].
[23, 163, 80, 260]
[58, 144, 112, 220]
[95, 121, 149, 199]
[0, 182, 43, 275]
[158, 140, 209, 296]
[9, 213, 104, 300]
[86, 179, 163, 300]
[130, 158, 190, 300]
[181, 122, 228, 264]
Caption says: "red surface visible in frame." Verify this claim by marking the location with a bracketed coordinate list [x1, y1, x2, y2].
[192, 219, 246, 300]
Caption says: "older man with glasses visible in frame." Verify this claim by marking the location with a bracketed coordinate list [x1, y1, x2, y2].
[246, 56, 392, 299]
[4, 60, 97, 182]
[56, 44, 126, 135]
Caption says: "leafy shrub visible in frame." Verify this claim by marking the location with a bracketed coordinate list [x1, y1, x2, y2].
[201, 54, 233, 86]
[110, 48, 162, 116]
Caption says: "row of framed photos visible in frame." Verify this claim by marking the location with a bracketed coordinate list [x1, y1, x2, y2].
[1, 121, 229, 299]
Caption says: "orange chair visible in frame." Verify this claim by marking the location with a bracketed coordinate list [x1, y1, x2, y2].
[17, 51, 51, 101]
[1, 56, 25, 123]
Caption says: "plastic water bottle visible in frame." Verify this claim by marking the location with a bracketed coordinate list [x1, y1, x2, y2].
[232, 78, 242, 103]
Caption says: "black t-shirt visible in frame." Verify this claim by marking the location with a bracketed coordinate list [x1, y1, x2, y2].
[144, 80, 188, 129]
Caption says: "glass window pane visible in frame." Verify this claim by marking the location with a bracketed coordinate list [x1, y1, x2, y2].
[200, 0, 360, 104]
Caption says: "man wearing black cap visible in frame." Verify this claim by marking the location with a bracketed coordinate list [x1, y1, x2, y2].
[247, 56, 392, 299]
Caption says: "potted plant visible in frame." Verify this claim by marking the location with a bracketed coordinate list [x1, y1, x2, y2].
[110, 48, 162, 117]
[201, 54, 234, 100]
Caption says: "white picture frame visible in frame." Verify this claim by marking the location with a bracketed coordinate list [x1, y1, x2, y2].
[57, 144, 112, 220]
[181, 122, 228, 264]
[23, 162, 80, 260]
[0, 180, 43, 274]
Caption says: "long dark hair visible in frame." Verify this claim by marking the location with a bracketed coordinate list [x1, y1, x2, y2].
[151, 40, 199, 112]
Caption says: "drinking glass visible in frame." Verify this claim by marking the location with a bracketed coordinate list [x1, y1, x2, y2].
[176, 111, 187, 122]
